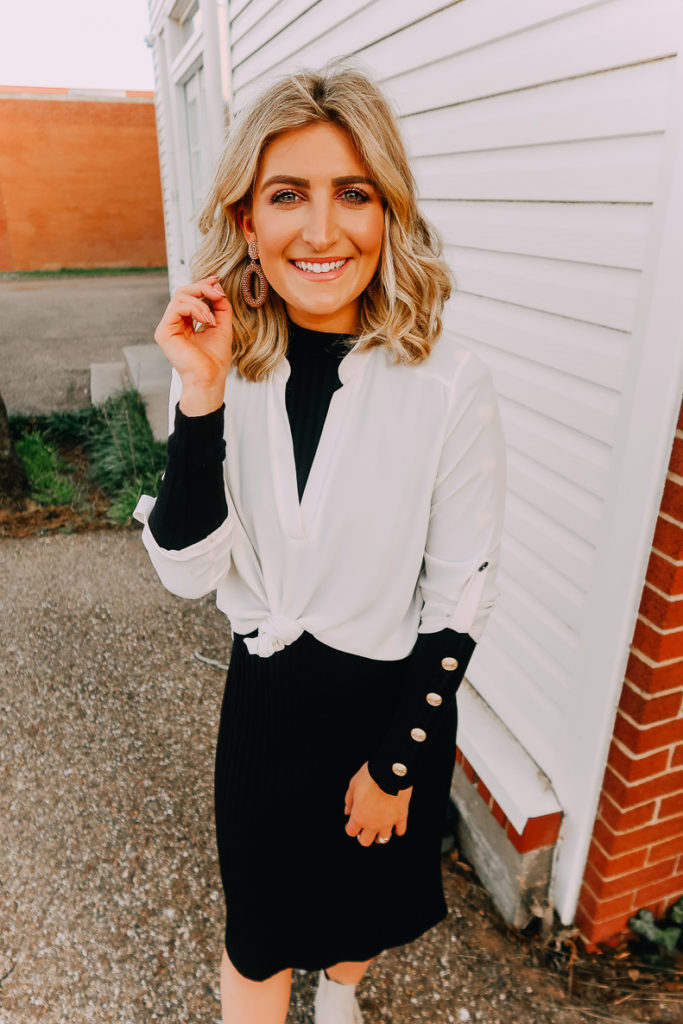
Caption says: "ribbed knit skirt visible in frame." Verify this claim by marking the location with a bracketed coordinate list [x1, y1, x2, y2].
[213, 628, 458, 982]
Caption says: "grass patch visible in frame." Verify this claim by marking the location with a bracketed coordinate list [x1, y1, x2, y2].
[10, 390, 167, 524]
[14, 432, 77, 506]
[87, 391, 166, 521]
[0, 266, 167, 281]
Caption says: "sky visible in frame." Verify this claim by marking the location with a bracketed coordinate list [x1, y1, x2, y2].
[3, 0, 155, 91]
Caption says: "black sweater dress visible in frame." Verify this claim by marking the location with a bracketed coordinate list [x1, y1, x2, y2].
[148, 319, 477, 981]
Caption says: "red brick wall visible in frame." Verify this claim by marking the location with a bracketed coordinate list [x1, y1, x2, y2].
[576, 397, 683, 947]
[0, 88, 166, 271]
[454, 747, 563, 853]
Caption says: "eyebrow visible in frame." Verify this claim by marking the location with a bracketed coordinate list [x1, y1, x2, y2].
[260, 174, 377, 192]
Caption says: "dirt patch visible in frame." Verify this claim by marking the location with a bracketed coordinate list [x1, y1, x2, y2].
[0, 443, 132, 538]
[0, 499, 124, 538]
[436, 855, 683, 1024]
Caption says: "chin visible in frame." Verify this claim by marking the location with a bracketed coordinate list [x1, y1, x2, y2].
[287, 296, 351, 318]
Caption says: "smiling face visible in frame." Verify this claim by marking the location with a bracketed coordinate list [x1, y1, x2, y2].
[237, 121, 385, 334]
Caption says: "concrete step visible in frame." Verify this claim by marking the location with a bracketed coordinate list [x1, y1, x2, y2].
[89, 345, 172, 442]
[122, 345, 172, 443]
[89, 361, 129, 405]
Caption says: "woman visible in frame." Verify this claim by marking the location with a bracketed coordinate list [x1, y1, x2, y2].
[134, 63, 506, 1024]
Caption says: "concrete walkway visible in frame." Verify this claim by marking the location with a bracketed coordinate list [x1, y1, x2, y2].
[0, 272, 169, 415]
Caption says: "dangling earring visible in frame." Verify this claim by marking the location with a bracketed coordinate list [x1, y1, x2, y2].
[241, 240, 269, 308]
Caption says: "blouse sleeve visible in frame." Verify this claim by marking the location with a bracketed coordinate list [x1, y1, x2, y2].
[418, 351, 506, 642]
[367, 351, 506, 796]
[133, 368, 233, 598]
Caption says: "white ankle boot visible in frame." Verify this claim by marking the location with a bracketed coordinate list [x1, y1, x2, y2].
[314, 968, 364, 1024]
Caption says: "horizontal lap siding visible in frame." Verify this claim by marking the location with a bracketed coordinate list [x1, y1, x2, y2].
[427, 202, 649, 279]
[226, 0, 683, 918]
[385, 17, 677, 116]
[231, 0, 325, 67]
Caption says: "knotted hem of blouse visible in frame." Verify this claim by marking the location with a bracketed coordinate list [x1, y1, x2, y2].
[242, 614, 304, 657]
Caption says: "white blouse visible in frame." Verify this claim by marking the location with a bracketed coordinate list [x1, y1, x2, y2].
[133, 333, 507, 660]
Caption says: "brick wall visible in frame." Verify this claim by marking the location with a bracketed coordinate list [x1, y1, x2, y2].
[575, 397, 683, 947]
[454, 747, 563, 854]
[0, 87, 166, 271]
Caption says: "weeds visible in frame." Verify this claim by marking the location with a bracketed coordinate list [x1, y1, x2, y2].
[10, 390, 166, 523]
[628, 896, 683, 965]
[28, 407, 100, 447]
[86, 391, 165, 519]
[13, 432, 77, 506]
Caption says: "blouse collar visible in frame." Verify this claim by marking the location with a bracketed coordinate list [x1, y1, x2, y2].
[274, 317, 368, 384]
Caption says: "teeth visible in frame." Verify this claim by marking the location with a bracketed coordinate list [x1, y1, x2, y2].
[293, 259, 347, 273]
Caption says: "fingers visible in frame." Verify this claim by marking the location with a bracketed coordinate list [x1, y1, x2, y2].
[206, 280, 232, 317]
[153, 275, 234, 383]
[183, 277, 231, 312]
[343, 762, 409, 846]
[192, 278, 233, 319]
[345, 814, 361, 839]
[161, 278, 232, 332]
[345, 816, 399, 846]
[166, 299, 217, 329]
[155, 300, 214, 345]
[345, 814, 371, 843]
[175, 276, 226, 304]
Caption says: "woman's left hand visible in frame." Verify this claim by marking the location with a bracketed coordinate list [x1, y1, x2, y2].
[344, 761, 413, 846]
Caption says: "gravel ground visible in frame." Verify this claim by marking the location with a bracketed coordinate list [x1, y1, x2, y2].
[0, 272, 169, 415]
[1, 531, 678, 1024]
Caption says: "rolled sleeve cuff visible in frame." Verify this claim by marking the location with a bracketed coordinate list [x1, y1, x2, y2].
[133, 492, 233, 597]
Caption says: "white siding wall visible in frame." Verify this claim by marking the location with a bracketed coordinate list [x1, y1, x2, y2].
[148, 0, 183, 287]
[148, 0, 230, 291]
[225, 0, 683, 924]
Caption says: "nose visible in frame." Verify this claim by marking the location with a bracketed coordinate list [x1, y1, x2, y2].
[299, 194, 339, 252]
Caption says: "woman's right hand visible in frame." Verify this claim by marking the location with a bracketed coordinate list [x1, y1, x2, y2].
[154, 275, 233, 416]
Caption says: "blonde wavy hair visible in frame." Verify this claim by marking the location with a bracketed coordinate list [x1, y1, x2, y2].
[192, 60, 454, 382]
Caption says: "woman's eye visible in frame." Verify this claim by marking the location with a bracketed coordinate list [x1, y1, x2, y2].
[271, 190, 301, 204]
[339, 188, 369, 204]
[269, 186, 372, 205]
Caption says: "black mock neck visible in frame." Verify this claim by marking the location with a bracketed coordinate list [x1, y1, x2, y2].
[286, 317, 357, 359]
[284, 318, 357, 503]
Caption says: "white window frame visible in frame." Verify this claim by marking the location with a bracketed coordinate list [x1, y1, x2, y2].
[158, 0, 227, 285]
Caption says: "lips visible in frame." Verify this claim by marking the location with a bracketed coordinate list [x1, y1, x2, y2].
[291, 258, 350, 274]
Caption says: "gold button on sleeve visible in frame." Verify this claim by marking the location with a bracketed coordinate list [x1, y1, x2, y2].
[426, 692, 442, 707]
[410, 727, 427, 742]
[391, 762, 408, 777]
[441, 657, 458, 671]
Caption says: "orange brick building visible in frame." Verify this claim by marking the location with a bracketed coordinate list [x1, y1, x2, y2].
[0, 87, 166, 271]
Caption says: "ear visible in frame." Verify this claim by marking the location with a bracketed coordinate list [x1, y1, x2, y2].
[236, 203, 256, 245]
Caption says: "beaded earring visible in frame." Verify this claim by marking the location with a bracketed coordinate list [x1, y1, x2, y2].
[240, 240, 269, 308]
